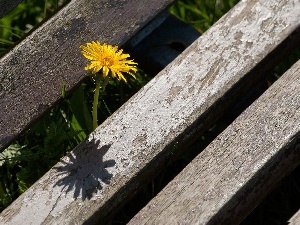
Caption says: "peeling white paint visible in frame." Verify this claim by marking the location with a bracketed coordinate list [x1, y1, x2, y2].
[1, 0, 300, 224]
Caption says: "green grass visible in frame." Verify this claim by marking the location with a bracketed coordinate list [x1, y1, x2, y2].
[170, 0, 238, 33]
[0, 0, 70, 53]
[0, 0, 300, 224]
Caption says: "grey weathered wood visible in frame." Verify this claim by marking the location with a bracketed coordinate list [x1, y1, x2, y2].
[129, 59, 300, 225]
[0, 0, 299, 224]
[0, 0, 173, 151]
[0, 0, 23, 18]
[289, 207, 300, 224]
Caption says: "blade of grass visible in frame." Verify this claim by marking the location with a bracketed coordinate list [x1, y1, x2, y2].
[43, 0, 48, 19]
[0, 25, 25, 33]
[0, 39, 15, 45]
[178, 1, 210, 20]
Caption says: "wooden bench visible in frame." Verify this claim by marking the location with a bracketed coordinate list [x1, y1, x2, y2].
[0, 0, 300, 224]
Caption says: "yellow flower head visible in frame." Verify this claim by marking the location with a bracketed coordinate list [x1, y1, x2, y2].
[80, 41, 137, 82]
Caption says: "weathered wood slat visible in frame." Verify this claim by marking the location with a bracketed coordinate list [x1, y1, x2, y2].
[0, 0, 23, 18]
[0, 0, 173, 151]
[129, 59, 300, 225]
[0, 0, 299, 224]
[289, 207, 300, 224]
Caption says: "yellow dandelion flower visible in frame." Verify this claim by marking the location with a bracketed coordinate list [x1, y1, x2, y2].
[80, 41, 137, 82]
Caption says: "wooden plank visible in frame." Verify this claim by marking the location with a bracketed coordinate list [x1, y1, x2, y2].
[0, 0, 299, 224]
[0, 0, 173, 151]
[128, 60, 300, 224]
[0, 0, 23, 18]
[289, 210, 300, 224]
[130, 60, 300, 224]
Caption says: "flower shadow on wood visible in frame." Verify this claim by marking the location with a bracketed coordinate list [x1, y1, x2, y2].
[53, 138, 115, 200]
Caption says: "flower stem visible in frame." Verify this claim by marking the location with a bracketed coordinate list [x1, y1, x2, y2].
[92, 75, 110, 130]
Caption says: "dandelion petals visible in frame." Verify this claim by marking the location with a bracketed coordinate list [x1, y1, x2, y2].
[80, 41, 137, 81]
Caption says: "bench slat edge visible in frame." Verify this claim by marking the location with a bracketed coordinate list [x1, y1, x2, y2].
[289, 207, 300, 224]
[0, 0, 23, 18]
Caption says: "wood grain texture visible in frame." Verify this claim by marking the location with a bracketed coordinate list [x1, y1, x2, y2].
[129, 60, 300, 225]
[0, 0, 173, 151]
[0, 0, 23, 18]
[0, 0, 299, 224]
